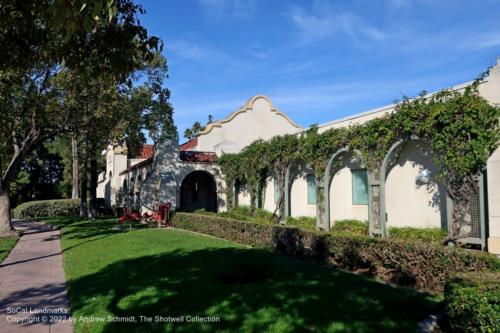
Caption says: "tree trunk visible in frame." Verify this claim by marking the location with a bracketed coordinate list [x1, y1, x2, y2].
[0, 184, 12, 232]
[1, 132, 42, 231]
[88, 151, 98, 218]
[443, 175, 478, 244]
[71, 135, 79, 199]
[272, 168, 286, 223]
[248, 183, 256, 214]
[80, 158, 88, 217]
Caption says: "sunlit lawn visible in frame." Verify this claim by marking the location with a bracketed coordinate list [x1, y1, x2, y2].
[0, 235, 17, 263]
[45, 216, 440, 333]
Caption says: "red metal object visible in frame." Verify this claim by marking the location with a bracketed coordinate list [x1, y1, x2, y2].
[157, 202, 172, 228]
[119, 208, 141, 225]
[120, 203, 173, 228]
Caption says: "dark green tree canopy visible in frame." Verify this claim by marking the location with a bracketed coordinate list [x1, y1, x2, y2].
[0, 0, 160, 78]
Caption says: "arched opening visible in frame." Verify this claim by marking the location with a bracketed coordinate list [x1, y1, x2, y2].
[328, 152, 368, 226]
[384, 140, 447, 229]
[134, 175, 142, 209]
[180, 171, 217, 212]
[121, 179, 129, 207]
[289, 163, 316, 218]
[263, 175, 277, 212]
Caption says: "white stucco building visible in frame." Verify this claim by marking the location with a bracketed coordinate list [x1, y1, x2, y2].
[97, 57, 500, 254]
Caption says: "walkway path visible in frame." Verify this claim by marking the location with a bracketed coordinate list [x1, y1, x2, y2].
[0, 221, 72, 333]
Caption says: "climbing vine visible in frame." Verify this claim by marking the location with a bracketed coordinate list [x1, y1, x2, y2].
[217, 153, 244, 211]
[217, 79, 500, 238]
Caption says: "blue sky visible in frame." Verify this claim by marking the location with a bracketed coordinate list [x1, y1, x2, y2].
[137, 0, 500, 142]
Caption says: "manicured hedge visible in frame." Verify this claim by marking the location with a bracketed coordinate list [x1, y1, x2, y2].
[173, 213, 499, 293]
[13, 199, 80, 219]
[330, 220, 448, 243]
[445, 271, 500, 332]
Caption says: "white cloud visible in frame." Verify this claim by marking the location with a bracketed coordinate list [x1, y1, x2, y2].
[287, 5, 386, 42]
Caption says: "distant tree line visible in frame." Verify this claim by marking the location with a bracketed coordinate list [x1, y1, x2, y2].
[183, 115, 213, 140]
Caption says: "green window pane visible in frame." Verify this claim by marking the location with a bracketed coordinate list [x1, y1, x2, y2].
[352, 169, 368, 205]
[307, 174, 316, 204]
[274, 179, 280, 204]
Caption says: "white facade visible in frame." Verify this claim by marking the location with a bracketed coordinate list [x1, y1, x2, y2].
[99, 57, 500, 254]
[194, 95, 302, 154]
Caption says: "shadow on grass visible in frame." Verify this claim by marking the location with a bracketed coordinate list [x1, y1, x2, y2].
[40, 216, 146, 253]
[68, 247, 439, 333]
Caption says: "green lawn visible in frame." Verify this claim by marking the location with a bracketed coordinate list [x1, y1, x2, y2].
[0, 235, 17, 263]
[47, 216, 440, 333]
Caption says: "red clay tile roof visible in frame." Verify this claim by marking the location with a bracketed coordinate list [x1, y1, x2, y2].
[137, 144, 154, 159]
[180, 151, 216, 163]
[179, 138, 198, 151]
[120, 145, 215, 175]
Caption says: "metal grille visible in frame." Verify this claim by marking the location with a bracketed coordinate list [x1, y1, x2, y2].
[467, 189, 481, 239]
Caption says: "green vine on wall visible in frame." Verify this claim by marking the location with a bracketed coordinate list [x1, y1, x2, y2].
[217, 79, 500, 239]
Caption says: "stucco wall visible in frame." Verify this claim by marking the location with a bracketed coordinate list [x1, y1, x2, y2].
[487, 147, 500, 253]
[263, 176, 276, 213]
[482, 60, 500, 254]
[385, 141, 447, 229]
[290, 169, 316, 218]
[329, 169, 368, 224]
[140, 140, 227, 213]
[196, 96, 302, 155]
[237, 189, 251, 207]
[478, 59, 500, 106]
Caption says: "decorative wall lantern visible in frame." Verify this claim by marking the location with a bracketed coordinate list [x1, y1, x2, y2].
[417, 169, 431, 184]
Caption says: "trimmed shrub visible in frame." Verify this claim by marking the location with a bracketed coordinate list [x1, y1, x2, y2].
[330, 220, 447, 244]
[173, 213, 499, 293]
[331, 220, 369, 235]
[13, 199, 80, 219]
[195, 206, 276, 225]
[389, 226, 447, 243]
[445, 271, 500, 332]
[205, 210, 449, 244]
[286, 216, 316, 231]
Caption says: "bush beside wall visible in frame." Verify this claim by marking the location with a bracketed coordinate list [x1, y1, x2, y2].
[445, 271, 500, 332]
[174, 213, 499, 293]
[13, 199, 80, 219]
[197, 207, 448, 243]
[330, 220, 448, 243]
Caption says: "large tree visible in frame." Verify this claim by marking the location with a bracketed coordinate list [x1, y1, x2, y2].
[0, 0, 161, 231]
[53, 52, 175, 217]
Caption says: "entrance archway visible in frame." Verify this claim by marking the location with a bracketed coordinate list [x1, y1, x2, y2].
[180, 171, 217, 212]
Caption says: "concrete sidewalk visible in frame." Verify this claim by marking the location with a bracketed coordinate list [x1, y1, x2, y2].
[0, 221, 72, 333]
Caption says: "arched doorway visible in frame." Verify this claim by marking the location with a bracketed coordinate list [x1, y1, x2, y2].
[180, 171, 217, 212]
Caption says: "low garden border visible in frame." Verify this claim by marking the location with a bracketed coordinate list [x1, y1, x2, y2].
[173, 213, 499, 293]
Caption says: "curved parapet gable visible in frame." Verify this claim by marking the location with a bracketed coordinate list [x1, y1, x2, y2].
[198, 95, 301, 136]
[196, 95, 303, 154]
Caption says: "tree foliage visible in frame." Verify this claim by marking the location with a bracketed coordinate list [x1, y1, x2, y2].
[0, 0, 165, 230]
[183, 115, 213, 140]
